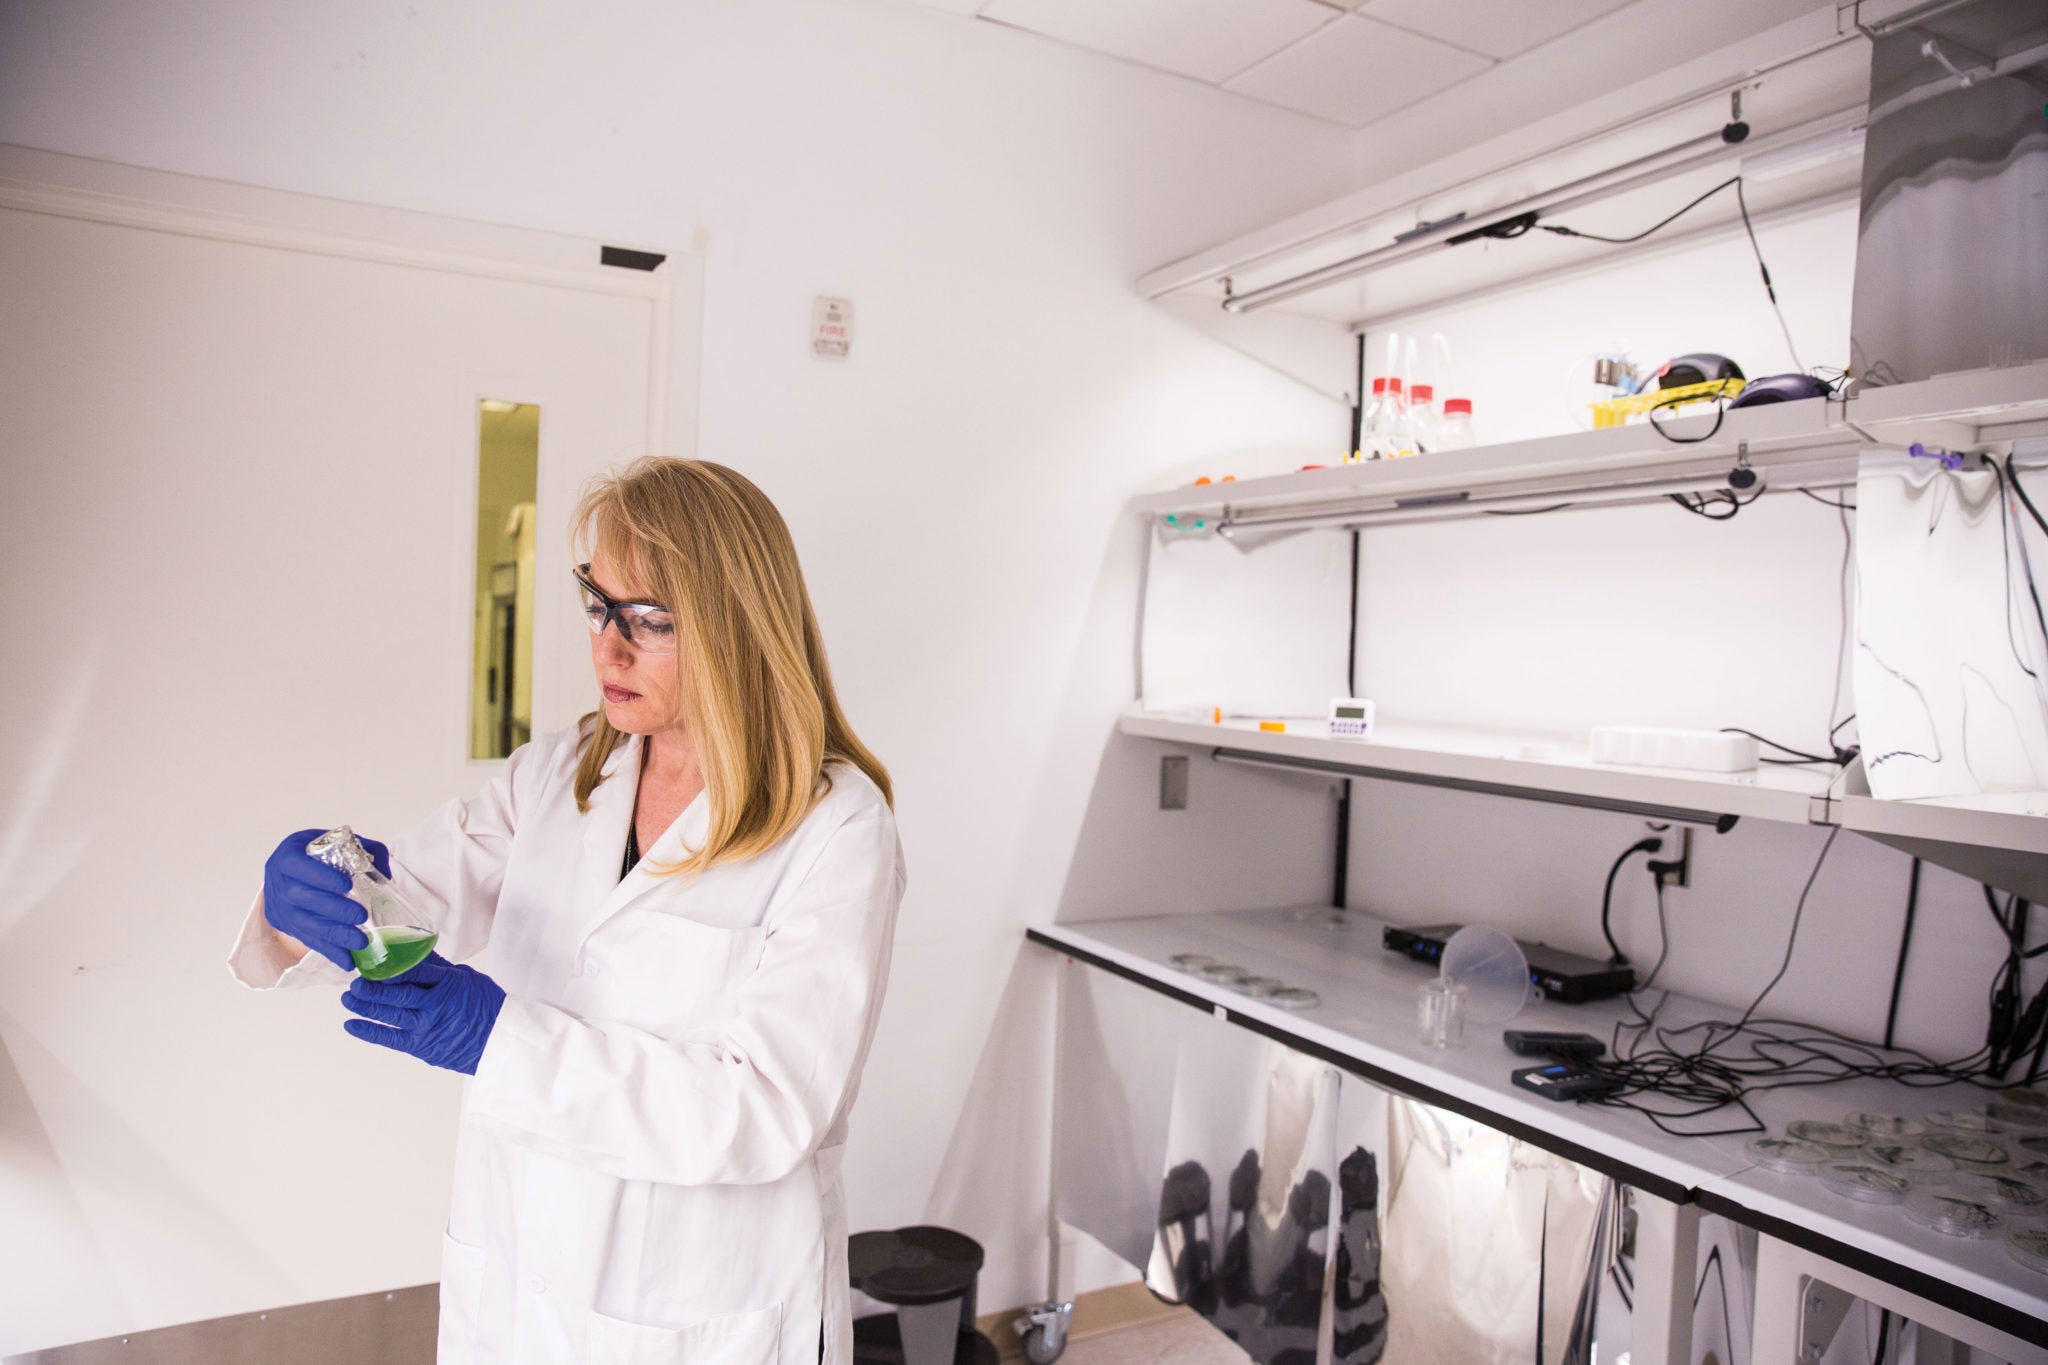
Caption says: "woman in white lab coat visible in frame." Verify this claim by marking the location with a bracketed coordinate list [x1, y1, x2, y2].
[230, 457, 905, 1365]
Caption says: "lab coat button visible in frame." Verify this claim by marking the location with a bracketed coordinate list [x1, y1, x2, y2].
[528, 1275, 546, 1294]
[582, 959, 602, 976]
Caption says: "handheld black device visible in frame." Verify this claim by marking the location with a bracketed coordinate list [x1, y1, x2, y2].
[1503, 1030, 1606, 1059]
[1512, 1063, 1626, 1102]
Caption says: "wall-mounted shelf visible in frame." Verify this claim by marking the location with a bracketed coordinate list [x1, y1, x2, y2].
[1123, 712, 1833, 830]
[1132, 360, 2048, 531]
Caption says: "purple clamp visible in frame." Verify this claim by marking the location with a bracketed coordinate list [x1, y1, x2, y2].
[1909, 442, 1963, 471]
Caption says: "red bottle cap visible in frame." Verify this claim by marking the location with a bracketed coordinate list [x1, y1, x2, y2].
[1386, 377, 1404, 394]
[1443, 398, 1472, 414]
[1370, 377, 1388, 393]
[1410, 384, 1434, 402]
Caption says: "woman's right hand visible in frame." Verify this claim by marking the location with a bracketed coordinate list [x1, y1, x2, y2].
[262, 829, 387, 971]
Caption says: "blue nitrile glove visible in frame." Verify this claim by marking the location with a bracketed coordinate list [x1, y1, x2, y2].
[262, 828, 392, 971]
[341, 953, 506, 1075]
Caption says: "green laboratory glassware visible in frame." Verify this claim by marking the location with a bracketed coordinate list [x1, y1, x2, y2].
[307, 826, 440, 981]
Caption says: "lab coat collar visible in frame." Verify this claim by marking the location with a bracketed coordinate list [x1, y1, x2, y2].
[576, 731, 711, 934]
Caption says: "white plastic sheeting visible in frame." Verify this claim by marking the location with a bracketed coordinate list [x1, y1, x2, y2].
[1054, 967, 1612, 1364]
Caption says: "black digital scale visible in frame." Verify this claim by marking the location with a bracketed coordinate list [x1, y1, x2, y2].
[1382, 923, 1636, 1004]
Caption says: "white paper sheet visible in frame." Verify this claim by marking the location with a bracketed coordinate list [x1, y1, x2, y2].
[1854, 449, 2048, 800]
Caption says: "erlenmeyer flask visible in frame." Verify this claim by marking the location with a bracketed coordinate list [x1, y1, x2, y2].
[307, 826, 439, 980]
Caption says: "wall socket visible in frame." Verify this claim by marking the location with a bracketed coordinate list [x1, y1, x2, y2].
[1647, 822, 1691, 887]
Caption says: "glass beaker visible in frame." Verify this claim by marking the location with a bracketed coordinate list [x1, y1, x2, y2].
[1417, 979, 1467, 1049]
[307, 826, 439, 980]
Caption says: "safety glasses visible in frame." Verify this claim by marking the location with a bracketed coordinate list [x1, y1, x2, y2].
[573, 564, 677, 655]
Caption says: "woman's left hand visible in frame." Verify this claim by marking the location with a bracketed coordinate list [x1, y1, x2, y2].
[341, 954, 506, 1075]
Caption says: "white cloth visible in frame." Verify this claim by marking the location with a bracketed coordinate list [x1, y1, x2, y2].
[228, 726, 905, 1365]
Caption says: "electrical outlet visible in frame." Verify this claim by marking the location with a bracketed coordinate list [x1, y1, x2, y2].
[1160, 755, 1189, 810]
[1647, 823, 1691, 888]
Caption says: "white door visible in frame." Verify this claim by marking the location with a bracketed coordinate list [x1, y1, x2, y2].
[0, 146, 696, 1352]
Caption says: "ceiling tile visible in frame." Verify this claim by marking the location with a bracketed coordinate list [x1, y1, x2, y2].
[980, 0, 1337, 84]
[1224, 15, 1491, 127]
[1358, 0, 1635, 60]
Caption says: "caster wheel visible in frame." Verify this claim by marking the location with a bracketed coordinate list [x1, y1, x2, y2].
[1021, 1324, 1065, 1365]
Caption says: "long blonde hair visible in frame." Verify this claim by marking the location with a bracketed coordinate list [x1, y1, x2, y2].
[571, 458, 891, 874]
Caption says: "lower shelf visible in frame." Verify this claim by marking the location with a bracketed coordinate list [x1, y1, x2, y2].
[1029, 906, 2048, 1338]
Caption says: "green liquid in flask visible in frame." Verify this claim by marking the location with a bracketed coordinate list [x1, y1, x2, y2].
[353, 925, 439, 980]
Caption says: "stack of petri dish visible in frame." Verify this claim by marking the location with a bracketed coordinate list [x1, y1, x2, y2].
[1167, 952, 1320, 1011]
[1746, 1092, 2048, 1270]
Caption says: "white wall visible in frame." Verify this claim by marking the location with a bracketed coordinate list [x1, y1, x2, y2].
[1344, 199, 2037, 1063]
[0, 0, 1360, 1343]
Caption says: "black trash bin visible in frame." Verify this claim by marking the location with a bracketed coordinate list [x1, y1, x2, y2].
[849, 1225, 999, 1365]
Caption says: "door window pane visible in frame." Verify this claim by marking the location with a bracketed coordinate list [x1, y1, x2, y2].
[471, 399, 539, 759]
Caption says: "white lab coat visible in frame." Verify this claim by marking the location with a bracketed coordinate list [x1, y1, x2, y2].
[228, 725, 905, 1365]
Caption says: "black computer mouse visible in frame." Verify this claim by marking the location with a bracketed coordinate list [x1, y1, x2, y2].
[1728, 373, 1833, 407]
[1654, 353, 1744, 388]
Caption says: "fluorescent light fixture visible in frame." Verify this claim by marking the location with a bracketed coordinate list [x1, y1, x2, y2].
[1739, 123, 1866, 184]
[1218, 110, 1865, 315]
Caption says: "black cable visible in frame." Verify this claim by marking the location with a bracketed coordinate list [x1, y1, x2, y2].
[1799, 487, 1856, 510]
[1543, 176, 1740, 245]
[1720, 725, 1856, 766]
[1991, 458, 2048, 683]
[1650, 394, 1731, 447]
[2012, 458, 2048, 539]
[1724, 827, 1840, 1035]
[1482, 502, 1578, 516]
[1872, 1308, 1891, 1365]
[1600, 836, 1662, 965]
[1736, 176, 1806, 373]
[1883, 857, 1921, 1050]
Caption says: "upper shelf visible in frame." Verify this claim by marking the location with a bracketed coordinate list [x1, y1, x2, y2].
[1130, 360, 2048, 527]
[1123, 711, 1833, 829]
[1126, 712, 2048, 869]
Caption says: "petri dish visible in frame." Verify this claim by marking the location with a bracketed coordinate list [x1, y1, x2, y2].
[2009, 1226, 2048, 1275]
[1170, 953, 1216, 972]
[2000, 1087, 2048, 1114]
[2013, 1159, 2048, 1183]
[1197, 962, 1252, 982]
[1283, 906, 1349, 928]
[1234, 976, 1285, 997]
[1748, 1136, 1831, 1175]
[1925, 1110, 2005, 1135]
[1266, 986, 1319, 1011]
[1844, 1112, 1925, 1140]
[1786, 1120, 1868, 1151]
[2018, 1134, 2048, 1158]
[1821, 1160, 1912, 1204]
[1863, 1143, 1956, 1178]
[1922, 1132, 2011, 1168]
[1952, 1172, 2048, 1213]
[1905, 1190, 2004, 1238]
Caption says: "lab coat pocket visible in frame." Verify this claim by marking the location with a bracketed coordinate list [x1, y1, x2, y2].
[437, 1231, 488, 1365]
[585, 1301, 782, 1365]
[591, 912, 768, 1039]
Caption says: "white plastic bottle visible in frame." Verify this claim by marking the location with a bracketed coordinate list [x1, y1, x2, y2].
[1361, 377, 1404, 460]
[1405, 382, 1441, 455]
[1437, 398, 1476, 451]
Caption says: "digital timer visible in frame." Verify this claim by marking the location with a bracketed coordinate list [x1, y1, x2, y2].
[1327, 698, 1375, 738]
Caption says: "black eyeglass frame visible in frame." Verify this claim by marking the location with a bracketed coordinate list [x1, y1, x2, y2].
[573, 563, 676, 653]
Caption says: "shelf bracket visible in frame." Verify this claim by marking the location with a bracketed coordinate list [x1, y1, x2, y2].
[1209, 747, 1741, 832]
